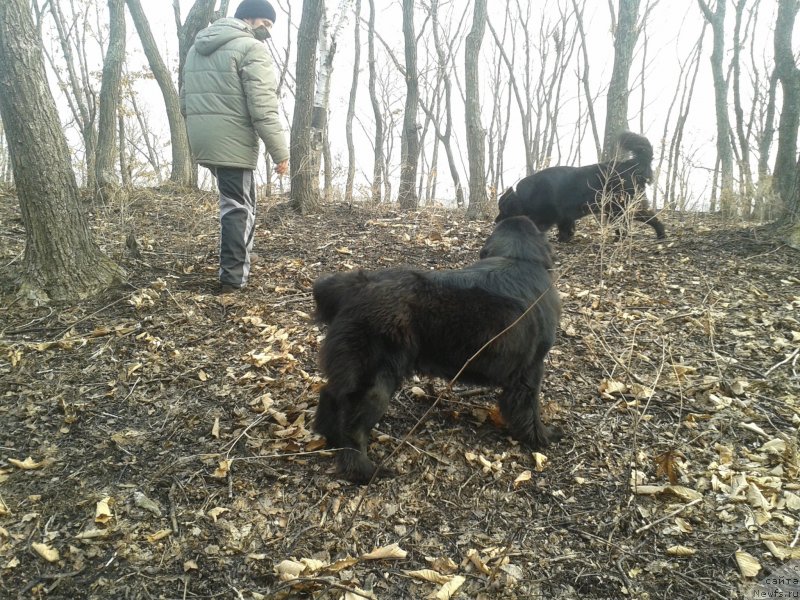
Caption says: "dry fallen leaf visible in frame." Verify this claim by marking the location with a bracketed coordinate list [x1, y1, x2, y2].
[735, 550, 761, 578]
[32, 542, 60, 562]
[666, 545, 696, 557]
[429, 575, 465, 600]
[212, 459, 230, 478]
[362, 542, 408, 560]
[183, 559, 199, 572]
[211, 417, 220, 438]
[207, 507, 229, 522]
[95, 497, 113, 524]
[404, 569, 452, 585]
[514, 470, 533, 487]
[146, 529, 172, 543]
[8, 457, 45, 470]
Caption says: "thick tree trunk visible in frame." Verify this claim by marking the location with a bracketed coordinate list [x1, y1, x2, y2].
[465, 0, 488, 219]
[290, 0, 324, 214]
[773, 0, 800, 211]
[0, 0, 124, 303]
[95, 0, 126, 202]
[126, 0, 192, 186]
[698, 0, 736, 217]
[397, 0, 420, 209]
[602, 0, 640, 160]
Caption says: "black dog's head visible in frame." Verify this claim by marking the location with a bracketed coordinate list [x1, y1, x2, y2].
[480, 216, 554, 269]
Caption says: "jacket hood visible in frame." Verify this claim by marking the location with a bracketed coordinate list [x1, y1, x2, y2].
[193, 18, 255, 56]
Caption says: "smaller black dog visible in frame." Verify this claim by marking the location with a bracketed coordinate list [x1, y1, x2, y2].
[312, 216, 562, 484]
[496, 132, 665, 241]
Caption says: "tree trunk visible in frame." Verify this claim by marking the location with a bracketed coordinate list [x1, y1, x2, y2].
[344, 0, 361, 204]
[118, 114, 131, 187]
[366, 0, 384, 204]
[731, 0, 754, 215]
[175, 0, 217, 95]
[397, 0, 420, 209]
[126, 0, 192, 185]
[603, 0, 640, 160]
[698, 0, 736, 217]
[290, 0, 324, 214]
[773, 0, 800, 211]
[571, 0, 602, 159]
[95, 0, 126, 202]
[465, 0, 488, 219]
[0, 0, 124, 303]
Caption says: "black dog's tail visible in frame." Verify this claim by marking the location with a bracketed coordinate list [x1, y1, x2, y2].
[312, 270, 371, 325]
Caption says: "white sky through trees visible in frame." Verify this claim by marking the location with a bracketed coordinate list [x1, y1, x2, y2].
[41, 0, 799, 210]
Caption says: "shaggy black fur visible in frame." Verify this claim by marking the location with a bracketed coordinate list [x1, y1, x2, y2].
[495, 132, 666, 241]
[312, 216, 562, 484]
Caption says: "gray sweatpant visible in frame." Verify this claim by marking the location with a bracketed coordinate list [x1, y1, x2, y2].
[215, 167, 256, 288]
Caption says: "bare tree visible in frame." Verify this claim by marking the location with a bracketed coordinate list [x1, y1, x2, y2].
[366, 0, 384, 203]
[465, 0, 488, 218]
[0, 0, 124, 302]
[37, 0, 99, 190]
[95, 0, 126, 201]
[344, 0, 361, 204]
[772, 0, 800, 210]
[654, 22, 706, 211]
[290, 0, 324, 213]
[730, 0, 755, 213]
[126, 0, 193, 185]
[698, 0, 736, 217]
[603, 0, 640, 159]
[397, 0, 420, 208]
[571, 0, 602, 158]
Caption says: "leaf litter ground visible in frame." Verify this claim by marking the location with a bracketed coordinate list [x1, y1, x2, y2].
[0, 188, 799, 599]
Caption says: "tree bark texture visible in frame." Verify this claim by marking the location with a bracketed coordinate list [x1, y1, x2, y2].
[344, 0, 361, 204]
[698, 0, 736, 217]
[366, 0, 384, 203]
[95, 0, 126, 201]
[126, 0, 192, 185]
[602, 0, 640, 160]
[465, 0, 488, 219]
[398, 0, 420, 209]
[773, 0, 800, 212]
[290, 0, 324, 214]
[0, 0, 124, 303]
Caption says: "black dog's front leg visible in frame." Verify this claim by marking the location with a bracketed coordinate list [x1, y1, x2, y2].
[498, 360, 562, 448]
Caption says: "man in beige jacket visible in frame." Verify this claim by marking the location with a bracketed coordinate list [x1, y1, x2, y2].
[181, 0, 288, 293]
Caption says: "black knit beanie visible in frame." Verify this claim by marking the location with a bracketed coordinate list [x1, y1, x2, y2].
[234, 0, 277, 22]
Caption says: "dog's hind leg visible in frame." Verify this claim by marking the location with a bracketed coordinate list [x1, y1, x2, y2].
[556, 220, 576, 242]
[498, 357, 562, 449]
[632, 208, 666, 239]
[335, 369, 399, 484]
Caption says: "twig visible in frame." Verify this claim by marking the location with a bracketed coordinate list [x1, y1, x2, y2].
[765, 346, 800, 377]
[634, 498, 702, 534]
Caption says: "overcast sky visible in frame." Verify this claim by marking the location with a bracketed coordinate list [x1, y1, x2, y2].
[52, 1, 799, 209]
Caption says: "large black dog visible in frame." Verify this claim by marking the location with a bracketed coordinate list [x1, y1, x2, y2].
[496, 132, 665, 241]
[312, 216, 562, 483]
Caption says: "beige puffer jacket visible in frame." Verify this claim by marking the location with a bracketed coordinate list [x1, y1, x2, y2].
[180, 18, 289, 169]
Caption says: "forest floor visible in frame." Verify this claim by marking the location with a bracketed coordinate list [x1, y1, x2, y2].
[0, 187, 799, 600]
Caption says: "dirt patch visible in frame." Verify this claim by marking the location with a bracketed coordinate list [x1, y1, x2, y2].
[1, 188, 799, 599]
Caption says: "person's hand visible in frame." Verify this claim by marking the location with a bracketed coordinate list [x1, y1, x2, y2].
[275, 159, 289, 176]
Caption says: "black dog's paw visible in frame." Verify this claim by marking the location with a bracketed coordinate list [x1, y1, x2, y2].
[336, 449, 394, 485]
